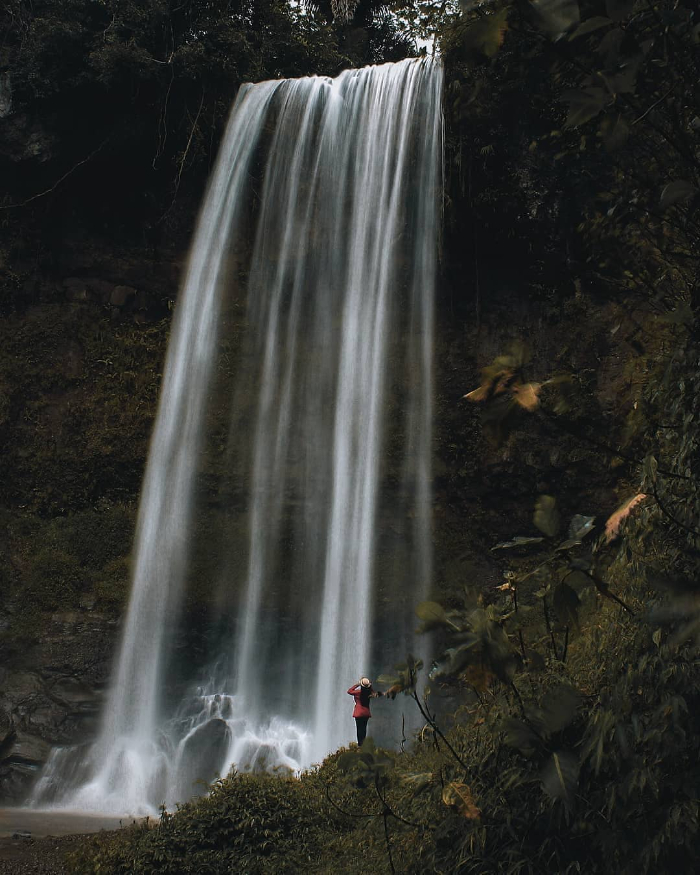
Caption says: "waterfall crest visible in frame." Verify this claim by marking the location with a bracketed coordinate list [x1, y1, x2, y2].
[32, 57, 443, 816]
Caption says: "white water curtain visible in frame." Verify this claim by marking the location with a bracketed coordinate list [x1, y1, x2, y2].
[32, 58, 443, 816]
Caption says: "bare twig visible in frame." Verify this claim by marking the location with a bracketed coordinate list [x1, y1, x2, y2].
[324, 784, 377, 820]
[159, 89, 206, 223]
[382, 805, 395, 874]
[652, 485, 700, 539]
[411, 689, 468, 770]
[631, 87, 675, 126]
[542, 595, 559, 660]
[0, 137, 110, 210]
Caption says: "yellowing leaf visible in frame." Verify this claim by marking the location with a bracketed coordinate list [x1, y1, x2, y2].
[442, 782, 481, 819]
[604, 493, 647, 541]
[561, 87, 608, 128]
[463, 385, 490, 402]
[461, 664, 494, 693]
[513, 382, 541, 411]
[415, 600, 447, 624]
[463, 8, 509, 59]
[463, 367, 515, 403]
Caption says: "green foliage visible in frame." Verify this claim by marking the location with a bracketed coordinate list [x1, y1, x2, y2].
[377, 653, 424, 696]
[0, 502, 134, 657]
[69, 561, 700, 873]
[69, 769, 358, 874]
[534, 494, 560, 538]
[0, 302, 165, 512]
[337, 736, 394, 788]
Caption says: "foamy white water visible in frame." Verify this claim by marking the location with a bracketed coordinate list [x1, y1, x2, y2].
[31, 58, 443, 816]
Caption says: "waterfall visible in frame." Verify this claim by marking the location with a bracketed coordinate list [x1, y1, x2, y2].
[31, 57, 443, 816]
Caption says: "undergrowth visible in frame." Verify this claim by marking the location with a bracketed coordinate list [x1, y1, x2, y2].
[68, 531, 700, 873]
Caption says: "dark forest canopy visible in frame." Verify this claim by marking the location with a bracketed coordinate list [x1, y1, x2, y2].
[0, 0, 416, 248]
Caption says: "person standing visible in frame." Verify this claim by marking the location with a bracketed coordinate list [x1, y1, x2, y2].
[347, 677, 382, 745]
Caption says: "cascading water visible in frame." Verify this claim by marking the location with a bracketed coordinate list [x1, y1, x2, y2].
[31, 57, 443, 816]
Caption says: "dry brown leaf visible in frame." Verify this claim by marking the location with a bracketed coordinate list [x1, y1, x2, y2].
[462, 665, 494, 693]
[442, 782, 481, 819]
[494, 372, 515, 395]
[605, 493, 647, 541]
[463, 368, 515, 403]
[463, 385, 490, 402]
[513, 381, 541, 411]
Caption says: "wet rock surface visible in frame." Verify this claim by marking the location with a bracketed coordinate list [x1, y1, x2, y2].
[0, 610, 115, 803]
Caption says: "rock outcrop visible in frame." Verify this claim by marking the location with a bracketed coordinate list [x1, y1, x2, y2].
[0, 608, 116, 802]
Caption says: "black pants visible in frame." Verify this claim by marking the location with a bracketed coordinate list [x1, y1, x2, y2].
[355, 716, 369, 745]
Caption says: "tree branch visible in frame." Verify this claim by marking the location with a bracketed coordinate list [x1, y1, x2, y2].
[0, 137, 110, 210]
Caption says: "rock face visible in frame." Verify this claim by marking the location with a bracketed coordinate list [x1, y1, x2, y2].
[0, 254, 181, 806]
[0, 72, 12, 119]
[0, 610, 116, 803]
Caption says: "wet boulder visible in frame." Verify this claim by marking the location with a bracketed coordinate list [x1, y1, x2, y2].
[173, 718, 231, 800]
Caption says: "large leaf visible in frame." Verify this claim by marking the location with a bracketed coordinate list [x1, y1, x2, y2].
[539, 685, 580, 734]
[376, 673, 401, 687]
[464, 356, 519, 403]
[415, 600, 450, 630]
[532, 0, 580, 37]
[534, 495, 560, 538]
[491, 535, 545, 550]
[569, 15, 612, 39]
[604, 493, 646, 541]
[605, 0, 637, 22]
[512, 382, 541, 411]
[541, 751, 580, 807]
[565, 569, 595, 592]
[600, 113, 630, 151]
[406, 653, 423, 673]
[502, 717, 540, 755]
[429, 642, 478, 681]
[568, 514, 595, 541]
[481, 395, 520, 447]
[527, 650, 547, 672]
[483, 624, 520, 682]
[561, 87, 608, 127]
[660, 180, 698, 209]
[553, 581, 581, 627]
[462, 8, 509, 59]
[598, 28, 624, 64]
[442, 782, 480, 819]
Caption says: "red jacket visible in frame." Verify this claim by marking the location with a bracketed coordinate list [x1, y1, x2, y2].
[348, 684, 372, 718]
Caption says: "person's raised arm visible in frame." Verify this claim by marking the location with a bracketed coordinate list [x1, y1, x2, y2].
[347, 683, 360, 695]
